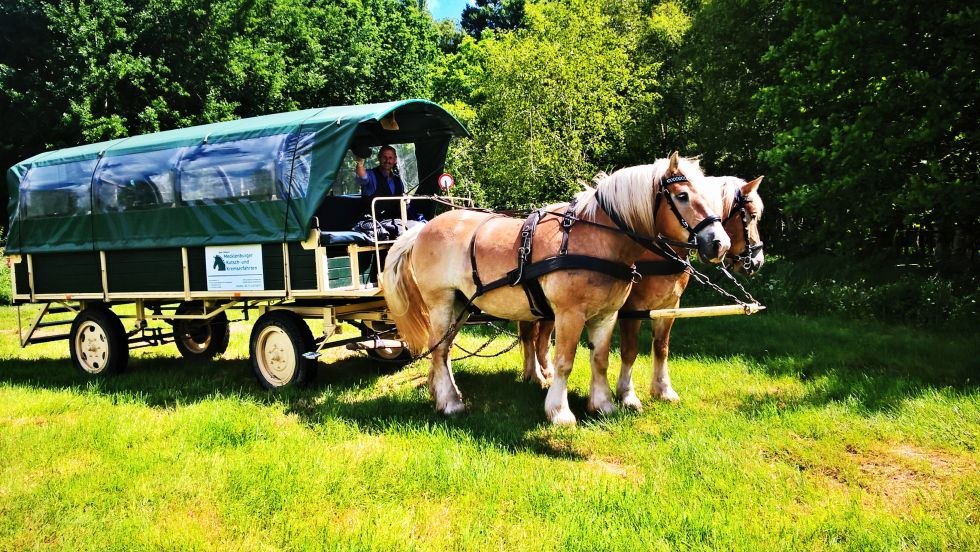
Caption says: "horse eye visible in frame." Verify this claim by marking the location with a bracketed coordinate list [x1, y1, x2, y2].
[676, 192, 689, 202]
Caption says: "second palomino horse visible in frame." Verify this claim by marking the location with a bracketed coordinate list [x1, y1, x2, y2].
[382, 153, 729, 424]
[520, 174, 765, 408]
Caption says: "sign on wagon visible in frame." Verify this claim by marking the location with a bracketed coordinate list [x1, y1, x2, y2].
[206, 244, 265, 291]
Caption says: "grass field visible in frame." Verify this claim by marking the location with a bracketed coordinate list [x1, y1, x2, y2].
[0, 305, 977, 550]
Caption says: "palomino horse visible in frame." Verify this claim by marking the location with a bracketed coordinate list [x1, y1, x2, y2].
[383, 154, 729, 424]
[520, 175, 765, 409]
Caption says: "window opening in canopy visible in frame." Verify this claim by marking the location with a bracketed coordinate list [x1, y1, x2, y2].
[332, 143, 419, 197]
[20, 159, 97, 219]
[95, 147, 182, 213]
[178, 134, 288, 204]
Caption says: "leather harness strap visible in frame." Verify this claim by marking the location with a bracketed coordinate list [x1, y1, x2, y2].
[516, 199, 579, 318]
[635, 258, 688, 276]
[466, 199, 637, 320]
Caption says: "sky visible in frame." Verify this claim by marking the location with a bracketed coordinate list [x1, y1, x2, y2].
[427, 0, 472, 22]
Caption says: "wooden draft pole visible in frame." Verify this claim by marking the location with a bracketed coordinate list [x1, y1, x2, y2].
[647, 303, 766, 319]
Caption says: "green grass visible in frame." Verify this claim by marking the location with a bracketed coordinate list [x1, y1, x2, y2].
[0, 305, 977, 550]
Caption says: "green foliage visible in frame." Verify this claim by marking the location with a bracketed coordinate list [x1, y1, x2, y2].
[684, 255, 978, 328]
[461, 0, 525, 39]
[757, 1, 979, 259]
[0, 255, 10, 306]
[455, 0, 654, 209]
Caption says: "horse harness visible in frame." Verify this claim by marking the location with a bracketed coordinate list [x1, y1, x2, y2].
[464, 172, 720, 320]
[467, 199, 639, 319]
[600, 173, 721, 277]
[724, 188, 764, 272]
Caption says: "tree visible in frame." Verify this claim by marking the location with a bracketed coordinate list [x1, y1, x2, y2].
[1, 0, 442, 228]
[461, 0, 525, 39]
[758, 0, 979, 262]
[464, 0, 653, 209]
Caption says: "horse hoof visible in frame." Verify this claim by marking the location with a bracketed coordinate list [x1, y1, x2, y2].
[587, 399, 617, 416]
[522, 371, 551, 389]
[619, 392, 643, 412]
[548, 408, 577, 426]
[439, 400, 466, 417]
[653, 386, 681, 403]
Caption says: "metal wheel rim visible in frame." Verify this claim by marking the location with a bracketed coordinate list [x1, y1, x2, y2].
[255, 325, 296, 387]
[74, 320, 110, 374]
[371, 344, 406, 360]
[179, 323, 212, 354]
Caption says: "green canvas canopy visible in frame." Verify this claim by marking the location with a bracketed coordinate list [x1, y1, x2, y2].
[5, 99, 469, 254]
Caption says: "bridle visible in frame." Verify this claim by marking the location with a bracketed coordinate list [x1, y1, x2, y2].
[653, 174, 722, 250]
[724, 188, 764, 272]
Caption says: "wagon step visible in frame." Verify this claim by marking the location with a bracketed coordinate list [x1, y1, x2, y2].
[35, 319, 74, 329]
[25, 333, 71, 345]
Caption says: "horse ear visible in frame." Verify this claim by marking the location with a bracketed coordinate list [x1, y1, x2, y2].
[742, 176, 764, 194]
[668, 151, 679, 173]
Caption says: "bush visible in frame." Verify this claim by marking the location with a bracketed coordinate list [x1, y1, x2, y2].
[682, 254, 978, 328]
[0, 252, 10, 306]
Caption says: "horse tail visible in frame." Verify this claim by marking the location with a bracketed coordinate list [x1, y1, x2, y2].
[381, 224, 430, 355]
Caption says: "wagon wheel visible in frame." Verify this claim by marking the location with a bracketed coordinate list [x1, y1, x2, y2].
[172, 301, 230, 360]
[249, 311, 317, 389]
[69, 306, 129, 376]
[361, 328, 412, 364]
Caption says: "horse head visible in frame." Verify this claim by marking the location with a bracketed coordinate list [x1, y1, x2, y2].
[655, 152, 730, 263]
[721, 175, 765, 275]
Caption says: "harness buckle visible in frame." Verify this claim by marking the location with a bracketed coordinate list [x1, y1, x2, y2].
[630, 266, 642, 284]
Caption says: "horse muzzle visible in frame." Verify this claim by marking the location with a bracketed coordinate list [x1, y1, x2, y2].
[694, 223, 730, 264]
[725, 247, 764, 275]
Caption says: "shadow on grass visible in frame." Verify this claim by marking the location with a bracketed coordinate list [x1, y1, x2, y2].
[661, 312, 979, 415]
[2, 312, 972, 449]
[0, 351, 588, 459]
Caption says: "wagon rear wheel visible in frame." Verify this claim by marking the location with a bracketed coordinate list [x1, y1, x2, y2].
[249, 311, 317, 389]
[361, 330, 412, 364]
[69, 306, 128, 376]
[173, 301, 230, 360]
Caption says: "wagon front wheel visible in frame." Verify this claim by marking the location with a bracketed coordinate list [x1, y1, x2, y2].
[69, 307, 129, 376]
[249, 311, 316, 389]
[173, 301, 230, 360]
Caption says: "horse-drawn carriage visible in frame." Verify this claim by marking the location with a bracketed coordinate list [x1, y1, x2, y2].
[6, 99, 765, 423]
[4, 99, 470, 388]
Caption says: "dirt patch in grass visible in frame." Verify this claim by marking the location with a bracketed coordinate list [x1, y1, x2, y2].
[765, 437, 976, 516]
[851, 444, 975, 511]
[586, 456, 645, 486]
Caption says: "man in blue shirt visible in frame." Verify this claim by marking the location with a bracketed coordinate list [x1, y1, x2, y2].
[354, 145, 425, 232]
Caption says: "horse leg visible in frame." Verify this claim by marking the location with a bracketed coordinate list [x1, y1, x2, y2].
[585, 312, 618, 416]
[426, 294, 467, 415]
[518, 321, 548, 388]
[536, 320, 555, 383]
[650, 317, 681, 402]
[616, 318, 644, 412]
[544, 314, 585, 425]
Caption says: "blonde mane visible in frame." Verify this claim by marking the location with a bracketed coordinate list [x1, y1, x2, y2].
[700, 176, 739, 217]
[574, 157, 705, 234]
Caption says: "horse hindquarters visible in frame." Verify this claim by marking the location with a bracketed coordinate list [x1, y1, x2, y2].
[381, 226, 430, 355]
